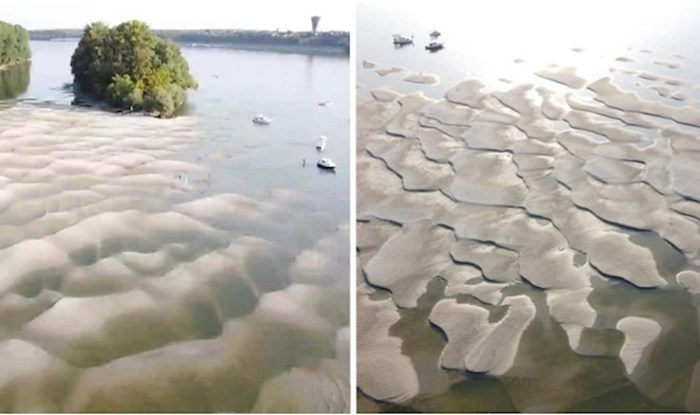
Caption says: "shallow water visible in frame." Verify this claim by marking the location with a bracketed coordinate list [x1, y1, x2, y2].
[357, 0, 700, 412]
[358, 0, 700, 100]
[0, 41, 349, 412]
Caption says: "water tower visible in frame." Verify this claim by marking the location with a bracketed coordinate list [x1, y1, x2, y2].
[311, 16, 320, 32]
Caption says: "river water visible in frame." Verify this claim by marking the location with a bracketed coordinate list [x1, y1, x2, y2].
[0, 40, 349, 412]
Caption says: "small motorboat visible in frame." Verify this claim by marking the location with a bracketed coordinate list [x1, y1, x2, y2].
[430, 30, 441, 37]
[425, 41, 444, 51]
[317, 158, 336, 170]
[318, 100, 332, 106]
[393, 34, 413, 46]
[252, 114, 272, 125]
[316, 135, 328, 151]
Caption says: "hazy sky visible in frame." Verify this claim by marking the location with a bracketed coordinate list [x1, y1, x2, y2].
[0, 0, 352, 31]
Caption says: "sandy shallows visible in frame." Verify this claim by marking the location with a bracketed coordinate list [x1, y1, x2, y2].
[357, 52, 700, 411]
[0, 104, 349, 412]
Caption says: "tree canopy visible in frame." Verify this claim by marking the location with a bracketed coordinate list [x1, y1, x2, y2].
[0, 62, 30, 99]
[70, 21, 197, 117]
[0, 21, 31, 67]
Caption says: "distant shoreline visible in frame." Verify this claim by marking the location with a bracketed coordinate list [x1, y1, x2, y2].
[29, 29, 350, 57]
[177, 42, 349, 57]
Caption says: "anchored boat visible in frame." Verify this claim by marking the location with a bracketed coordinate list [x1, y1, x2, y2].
[252, 114, 272, 125]
[317, 157, 336, 170]
[425, 41, 444, 51]
[393, 34, 413, 46]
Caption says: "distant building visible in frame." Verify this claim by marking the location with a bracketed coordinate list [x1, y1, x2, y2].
[311, 16, 320, 32]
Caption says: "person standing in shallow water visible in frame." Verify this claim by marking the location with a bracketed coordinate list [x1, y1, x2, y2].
[302, 158, 306, 167]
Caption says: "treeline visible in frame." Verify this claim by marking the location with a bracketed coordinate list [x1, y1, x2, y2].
[158, 30, 350, 53]
[0, 21, 31, 66]
[71, 21, 197, 117]
[31, 29, 350, 55]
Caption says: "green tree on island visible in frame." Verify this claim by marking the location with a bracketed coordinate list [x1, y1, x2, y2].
[0, 63, 30, 99]
[70, 21, 197, 117]
[0, 21, 31, 67]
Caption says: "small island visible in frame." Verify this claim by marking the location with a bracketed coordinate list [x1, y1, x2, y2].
[0, 21, 31, 70]
[0, 21, 31, 100]
[70, 21, 197, 117]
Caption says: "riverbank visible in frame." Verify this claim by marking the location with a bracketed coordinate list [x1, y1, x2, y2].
[176, 42, 349, 57]
[30, 29, 350, 56]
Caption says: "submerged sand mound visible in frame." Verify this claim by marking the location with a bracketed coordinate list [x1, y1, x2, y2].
[535, 65, 587, 89]
[616, 316, 662, 376]
[404, 72, 440, 85]
[429, 295, 535, 375]
[371, 88, 401, 102]
[375, 66, 405, 77]
[0, 339, 75, 412]
[676, 270, 700, 294]
[364, 221, 453, 308]
[447, 151, 528, 206]
[357, 293, 419, 403]
[251, 363, 349, 413]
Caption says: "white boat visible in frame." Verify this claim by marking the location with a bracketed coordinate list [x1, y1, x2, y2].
[430, 30, 441, 37]
[392, 34, 413, 46]
[316, 135, 328, 151]
[318, 100, 332, 106]
[317, 157, 336, 170]
[252, 114, 272, 125]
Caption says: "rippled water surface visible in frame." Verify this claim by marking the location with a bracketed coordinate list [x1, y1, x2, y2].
[357, 0, 700, 412]
[0, 40, 349, 412]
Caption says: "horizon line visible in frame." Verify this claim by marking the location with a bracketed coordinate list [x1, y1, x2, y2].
[27, 27, 349, 33]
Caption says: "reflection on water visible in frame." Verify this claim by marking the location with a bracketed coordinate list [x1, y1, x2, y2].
[358, 0, 700, 412]
[0, 41, 349, 412]
[0, 62, 30, 100]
